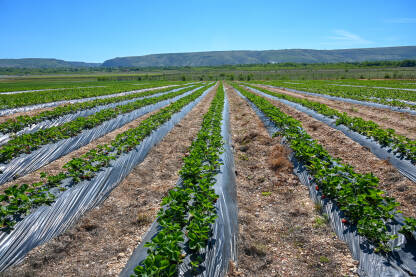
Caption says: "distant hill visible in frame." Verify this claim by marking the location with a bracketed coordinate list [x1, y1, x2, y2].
[1, 46, 416, 68]
[0, 58, 100, 68]
[102, 46, 416, 67]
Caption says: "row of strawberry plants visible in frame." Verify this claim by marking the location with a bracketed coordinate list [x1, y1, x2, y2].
[133, 84, 225, 276]
[232, 83, 416, 253]
[276, 80, 416, 90]
[255, 80, 416, 110]
[0, 84, 213, 231]
[246, 85, 416, 164]
[0, 84, 192, 134]
[0, 81, 184, 109]
[0, 85, 200, 164]
[329, 79, 416, 90]
[0, 80, 119, 93]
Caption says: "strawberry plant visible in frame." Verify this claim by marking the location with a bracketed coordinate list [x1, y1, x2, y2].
[232, 83, 416, 253]
[245, 84, 416, 164]
[399, 217, 416, 239]
[0, 84, 191, 135]
[254, 80, 416, 110]
[133, 83, 225, 276]
[0, 85, 200, 164]
[0, 81, 185, 109]
[0, 84, 213, 232]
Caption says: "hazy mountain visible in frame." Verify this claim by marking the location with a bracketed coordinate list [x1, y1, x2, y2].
[102, 46, 416, 67]
[0, 58, 100, 68]
[1, 46, 415, 68]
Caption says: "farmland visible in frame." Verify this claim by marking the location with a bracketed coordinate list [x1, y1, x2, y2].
[0, 75, 414, 277]
[253, 79, 416, 110]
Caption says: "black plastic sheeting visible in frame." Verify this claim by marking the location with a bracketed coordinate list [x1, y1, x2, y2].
[245, 86, 416, 183]
[0, 86, 194, 146]
[0, 86, 203, 186]
[120, 92, 238, 277]
[0, 85, 215, 272]
[0, 85, 179, 116]
[261, 84, 416, 116]
[234, 87, 416, 277]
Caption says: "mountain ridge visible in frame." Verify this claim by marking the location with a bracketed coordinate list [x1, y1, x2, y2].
[102, 47, 416, 67]
[0, 58, 100, 68]
[1, 46, 416, 68]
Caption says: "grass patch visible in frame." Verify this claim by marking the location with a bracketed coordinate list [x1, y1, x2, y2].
[319, 255, 330, 263]
[313, 215, 329, 228]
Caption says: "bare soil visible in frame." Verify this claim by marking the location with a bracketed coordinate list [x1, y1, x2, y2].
[0, 105, 66, 124]
[248, 88, 416, 218]
[0, 103, 164, 194]
[1, 86, 217, 276]
[254, 84, 416, 140]
[0, 90, 199, 193]
[225, 84, 358, 277]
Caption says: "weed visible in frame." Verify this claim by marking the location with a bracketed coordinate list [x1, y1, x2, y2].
[313, 215, 328, 228]
[314, 203, 323, 214]
[319, 255, 330, 263]
[135, 213, 152, 225]
[238, 153, 249, 161]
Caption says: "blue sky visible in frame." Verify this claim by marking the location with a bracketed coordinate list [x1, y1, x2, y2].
[1, 0, 415, 62]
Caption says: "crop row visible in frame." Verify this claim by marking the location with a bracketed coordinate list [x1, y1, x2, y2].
[279, 79, 416, 91]
[0, 84, 191, 135]
[0, 81, 183, 109]
[0, 85, 199, 164]
[325, 79, 416, 90]
[245, 85, 416, 164]
[133, 84, 225, 276]
[0, 84, 212, 231]
[232, 83, 416, 253]
[0, 80, 111, 93]
[257, 80, 416, 110]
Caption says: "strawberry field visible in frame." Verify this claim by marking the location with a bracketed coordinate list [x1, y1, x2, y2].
[0, 79, 414, 276]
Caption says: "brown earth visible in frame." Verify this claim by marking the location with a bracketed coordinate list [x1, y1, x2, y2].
[0, 88, 198, 193]
[1, 85, 217, 276]
[246, 87, 416, 218]
[225, 84, 358, 277]
[0, 103, 163, 194]
[0, 105, 65, 124]
[253, 84, 416, 140]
